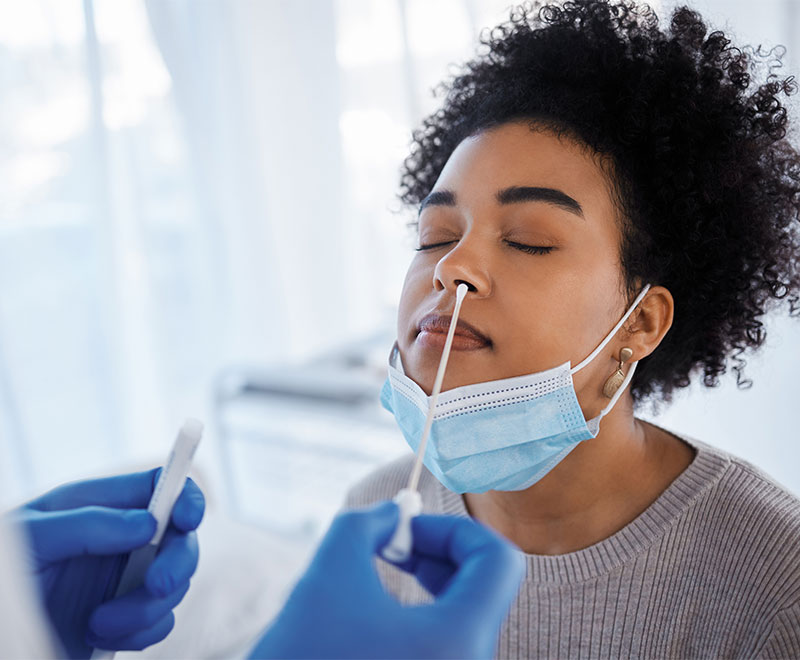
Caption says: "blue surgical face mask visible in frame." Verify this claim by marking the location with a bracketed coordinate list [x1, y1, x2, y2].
[380, 285, 651, 494]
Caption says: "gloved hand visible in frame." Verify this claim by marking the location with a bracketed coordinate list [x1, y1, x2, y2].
[12, 469, 205, 658]
[250, 501, 525, 660]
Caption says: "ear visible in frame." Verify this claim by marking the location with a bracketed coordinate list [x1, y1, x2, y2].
[623, 285, 674, 359]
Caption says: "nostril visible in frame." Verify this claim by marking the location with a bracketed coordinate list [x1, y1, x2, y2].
[454, 279, 478, 292]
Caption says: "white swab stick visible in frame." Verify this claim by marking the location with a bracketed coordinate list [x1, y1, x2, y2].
[382, 284, 469, 563]
[90, 418, 203, 660]
[407, 283, 469, 493]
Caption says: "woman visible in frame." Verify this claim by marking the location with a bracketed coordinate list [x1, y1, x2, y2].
[347, 1, 800, 657]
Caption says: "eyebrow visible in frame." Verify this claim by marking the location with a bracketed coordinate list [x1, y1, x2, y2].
[419, 190, 456, 213]
[418, 186, 584, 218]
[497, 186, 584, 218]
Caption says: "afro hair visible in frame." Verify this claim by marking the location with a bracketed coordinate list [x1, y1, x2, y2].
[399, 0, 800, 404]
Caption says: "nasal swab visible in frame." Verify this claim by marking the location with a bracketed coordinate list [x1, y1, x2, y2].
[90, 419, 203, 660]
[382, 283, 469, 563]
[407, 283, 469, 494]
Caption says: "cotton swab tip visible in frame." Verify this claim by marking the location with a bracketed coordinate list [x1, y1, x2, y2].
[456, 282, 469, 303]
[381, 488, 423, 563]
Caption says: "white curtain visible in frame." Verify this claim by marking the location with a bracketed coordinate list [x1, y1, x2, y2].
[1, 0, 799, 507]
[0, 0, 514, 504]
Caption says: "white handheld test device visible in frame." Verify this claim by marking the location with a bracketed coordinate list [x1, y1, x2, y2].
[90, 418, 203, 660]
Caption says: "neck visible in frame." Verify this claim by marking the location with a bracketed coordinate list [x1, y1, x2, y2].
[462, 398, 683, 555]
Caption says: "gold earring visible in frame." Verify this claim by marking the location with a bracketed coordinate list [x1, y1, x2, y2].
[602, 347, 634, 398]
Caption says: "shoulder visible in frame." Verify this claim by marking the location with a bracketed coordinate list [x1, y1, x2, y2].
[667, 433, 800, 526]
[344, 455, 445, 512]
[683, 437, 800, 604]
[663, 435, 800, 653]
[699, 438, 800, 531]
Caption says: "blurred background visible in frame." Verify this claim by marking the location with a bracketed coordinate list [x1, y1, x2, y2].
[1, 0, 799, 656]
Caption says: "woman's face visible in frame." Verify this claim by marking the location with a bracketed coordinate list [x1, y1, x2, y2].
[397, 122, 632, 413]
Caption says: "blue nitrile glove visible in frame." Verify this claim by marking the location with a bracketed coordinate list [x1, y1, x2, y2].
[12, 469, 205, 658]
[250, 501, 525, 660]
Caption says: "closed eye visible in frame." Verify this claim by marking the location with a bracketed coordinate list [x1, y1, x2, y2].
[505, 241, 555, 255]
[415, 240, 458, 251]
[415, 240, 554, 254]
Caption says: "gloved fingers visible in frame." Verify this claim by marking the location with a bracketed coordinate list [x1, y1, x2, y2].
[410, 514, 521, 564]
[408, 514, 485, 562]
[24, 471, 205, 530]
[88, 611, 175, 652]
[393, 515, 491, 596]
[88, 579, 190, 639]
[145, 528, 199, 598]
[22, 507, 156, 563]
[440, 544, 525, 617]
[406, 555, 458, 596]
[301, 502, 398, 598]
[424, 519, 524, 620]
[25, 469, 160, 512]
[169, 477, 205, 532]
[320, 501, 399, 563]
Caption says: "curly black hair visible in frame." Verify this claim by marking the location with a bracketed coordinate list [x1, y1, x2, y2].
[399, 0, 800, 404]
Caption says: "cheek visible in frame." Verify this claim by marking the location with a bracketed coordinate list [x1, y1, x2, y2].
[497, 292, 577, 369]
[493, 247, 622, 366]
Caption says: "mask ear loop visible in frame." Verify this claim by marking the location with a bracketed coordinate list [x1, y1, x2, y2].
[570, 284, 651, 375]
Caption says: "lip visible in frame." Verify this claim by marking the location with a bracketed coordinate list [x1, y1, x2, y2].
[416, 313, 492, 350]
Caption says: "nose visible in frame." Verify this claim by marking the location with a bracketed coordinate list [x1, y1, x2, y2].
[432, 239, 491, 297]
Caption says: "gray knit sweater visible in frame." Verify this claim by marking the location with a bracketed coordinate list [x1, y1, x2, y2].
[345, 434, 800, 659]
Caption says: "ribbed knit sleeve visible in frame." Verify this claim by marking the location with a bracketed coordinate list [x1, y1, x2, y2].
[345, 434, 800, 659]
